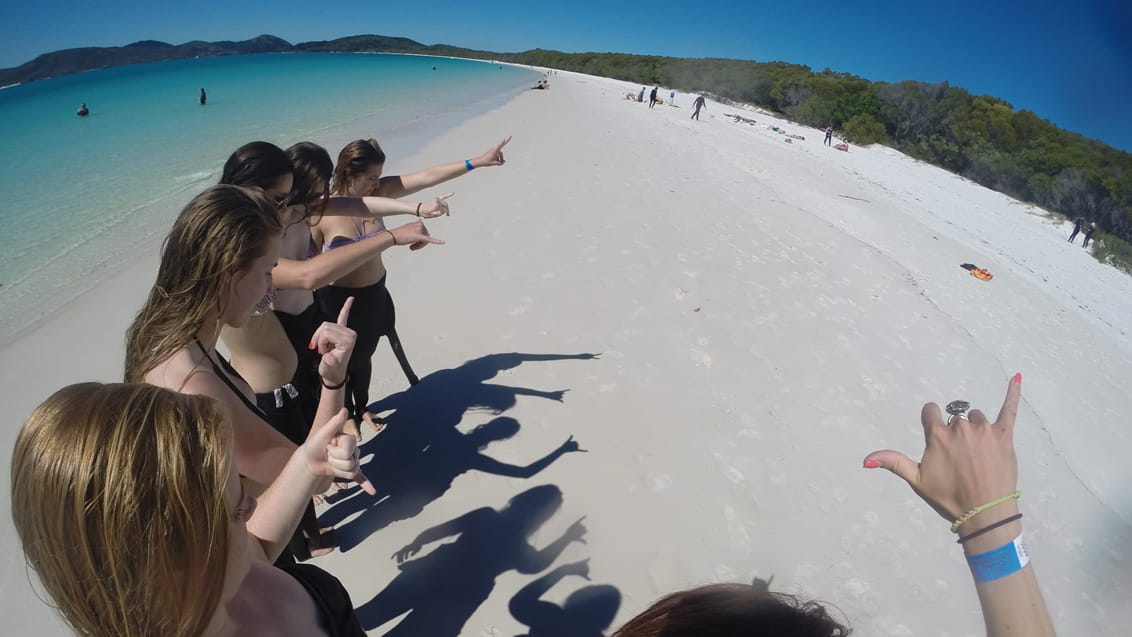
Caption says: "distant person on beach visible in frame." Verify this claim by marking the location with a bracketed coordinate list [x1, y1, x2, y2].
[691, 95, 706, 120]
[638, 87, 645, 102]
[649, 87, 658, 108]
[824, 126, 833, 146]
[76, 102, 88, 117]
[11, 383, 368, 637]
[200, 87, 207, 105]
[614, 375, 1055, 637]
[1082, 222, 1097, 248]
[669, 90, 675, 105]
[310, 135, 509, 430]
[1068, 216, 1085, 243]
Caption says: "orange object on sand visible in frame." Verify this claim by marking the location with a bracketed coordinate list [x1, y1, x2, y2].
[969, 268, 993, 281]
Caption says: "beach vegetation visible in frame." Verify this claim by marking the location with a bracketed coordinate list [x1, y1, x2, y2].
[482, 50, 1132, 271]
[842, 113, 889, 145]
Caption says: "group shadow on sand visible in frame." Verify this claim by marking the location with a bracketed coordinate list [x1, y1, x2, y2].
[318, 352, 623, 636]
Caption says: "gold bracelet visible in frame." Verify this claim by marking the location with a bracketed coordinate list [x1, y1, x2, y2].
[951, 491, 1021, 533]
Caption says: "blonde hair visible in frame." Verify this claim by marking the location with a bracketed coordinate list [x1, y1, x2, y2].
[331, 138, 385, 196]
[125, 184, 282, 382]
[10, 383, 233, 637]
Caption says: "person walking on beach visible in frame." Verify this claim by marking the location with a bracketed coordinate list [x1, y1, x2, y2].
[637, 87, 645, 103]
[824, 125, 834, 146]
[669, 90, 675, 105]
[1068, 216, 1085, 243]
[200, 88, 207, 105]
[649, 87, 658, 108]
[691, 95, 706, 120]
[1082, 222, 1097, 248]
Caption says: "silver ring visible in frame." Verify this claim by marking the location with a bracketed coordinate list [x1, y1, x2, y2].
[945, 400, 970, 424]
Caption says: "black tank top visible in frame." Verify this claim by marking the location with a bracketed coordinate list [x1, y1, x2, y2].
[277, 563, 366, 636]
[194, 338, 274, 426]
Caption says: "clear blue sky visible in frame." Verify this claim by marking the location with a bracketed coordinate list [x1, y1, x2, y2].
[3, 0, 1129, 150]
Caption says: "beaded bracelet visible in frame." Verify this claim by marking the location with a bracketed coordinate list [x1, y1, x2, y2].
[958, 513, 1023, 544]
[951, 491, 1021, 533]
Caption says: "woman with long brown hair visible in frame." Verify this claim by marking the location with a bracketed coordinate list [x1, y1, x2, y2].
[124, 184, 375, 502]
[311, 136, 510, 428]
[11, 382, 367, 636]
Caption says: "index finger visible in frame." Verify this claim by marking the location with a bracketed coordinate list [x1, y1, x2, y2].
[337, 296, 354, 326]
[496, 136, 512, 150]
[438, 192, 455, 201]
[994, 373, 1022, 433]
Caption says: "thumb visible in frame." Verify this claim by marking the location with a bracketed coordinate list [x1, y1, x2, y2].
[862, 450, 921, 489]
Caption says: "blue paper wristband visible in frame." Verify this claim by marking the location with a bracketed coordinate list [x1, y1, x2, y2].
[465, 159, 474, 171]
[966, 534, 1030, 583]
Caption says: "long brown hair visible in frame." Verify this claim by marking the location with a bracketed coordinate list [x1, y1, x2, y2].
[286, 141, 334, 223]
[11, 383, 233, 637]
[331, 138, 385, 195]
[613, 583, 851, 637]
[124, 185, 282, 382]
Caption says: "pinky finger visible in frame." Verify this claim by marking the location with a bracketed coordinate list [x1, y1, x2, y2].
[354, 470, 377, 496]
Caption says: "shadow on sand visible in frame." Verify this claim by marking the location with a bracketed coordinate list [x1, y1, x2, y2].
[321, 352, 597, 551]
[508, 559, 622, 637]
[354, 484, 588, 635]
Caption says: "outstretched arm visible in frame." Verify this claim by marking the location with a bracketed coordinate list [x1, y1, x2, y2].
[321, 194, 452, 220]
[374, 137, 510, 199]
[864, 374, 1055, 637]
[271, 220, 442, 290]
[471, 436, 585, 478]
[518, 517, 587, 574]
[393, 509, 487, 563]
[509, 560, 590, 626]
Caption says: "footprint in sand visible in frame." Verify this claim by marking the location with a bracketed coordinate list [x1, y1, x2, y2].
[674, 287, 688, 300]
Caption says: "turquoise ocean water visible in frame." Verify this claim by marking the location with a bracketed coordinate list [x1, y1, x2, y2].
[0, 53, 536, 343]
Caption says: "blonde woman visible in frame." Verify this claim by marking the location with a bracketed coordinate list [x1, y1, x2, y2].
[11, 383, 367, 636]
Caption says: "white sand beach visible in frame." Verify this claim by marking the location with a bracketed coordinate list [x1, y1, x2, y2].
[2, 68, 1131, 635]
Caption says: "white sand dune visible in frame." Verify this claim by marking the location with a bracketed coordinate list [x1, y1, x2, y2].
[2, 68, 1130, 636]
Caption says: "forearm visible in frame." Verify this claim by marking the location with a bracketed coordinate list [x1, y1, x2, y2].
[379, 160, 476, 198]
[962, 505, 1055, 636]
[313, 378, 346, 431]
[529, 535, 574, 572]
[246, 452, 324, 561]
[321, 195, 417, 219]
[272, 234, 394, 290]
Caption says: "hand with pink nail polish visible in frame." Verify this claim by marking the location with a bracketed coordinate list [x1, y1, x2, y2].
[862, 374, 1022, 522]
